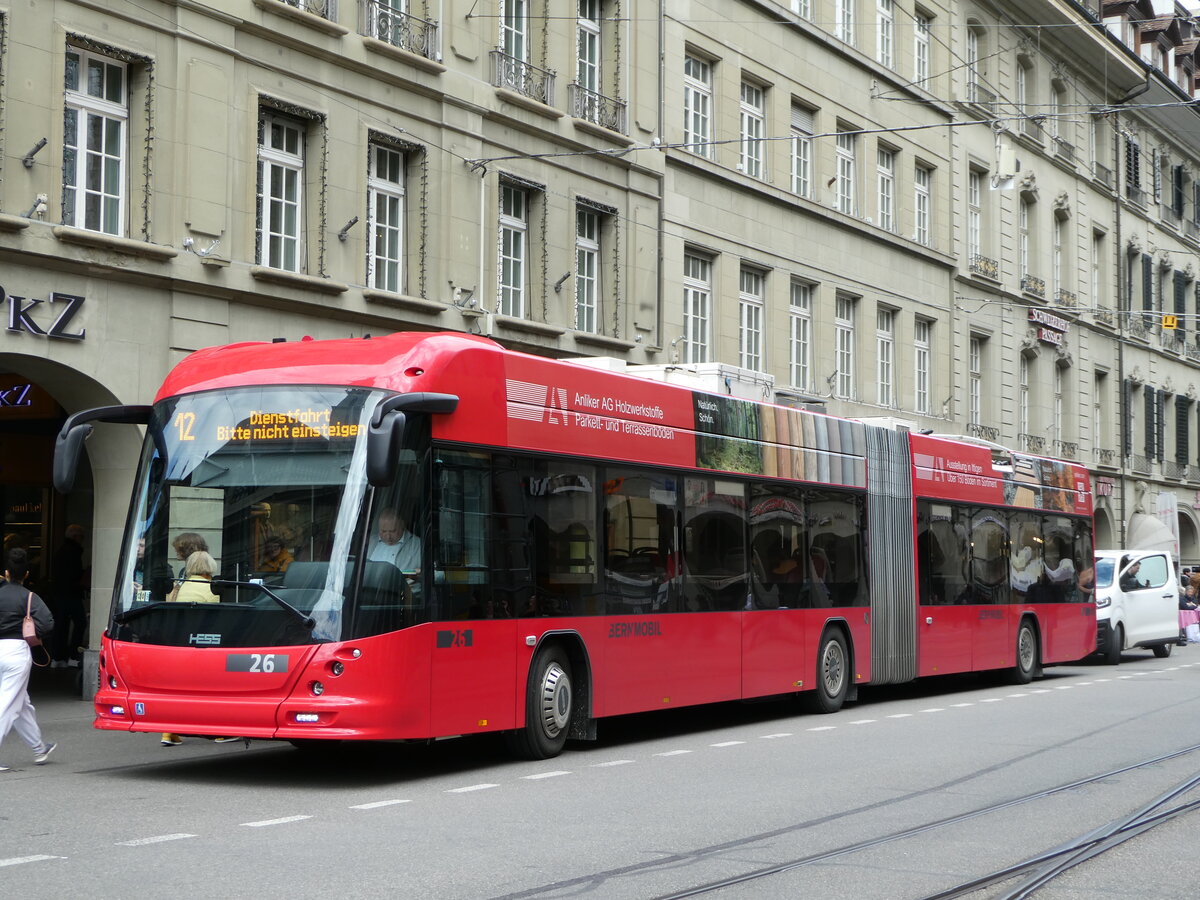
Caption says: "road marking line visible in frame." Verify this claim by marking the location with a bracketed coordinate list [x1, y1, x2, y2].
[0, 856, 62, 867]
[950, 703, 974, 707]
[654, 750, 692, 757]
[981, 698, 1003, 703]
[1028, 689, 1050, 693]
[1055, 686, 1074, 690]
[1006, 693, 1028, 698]
[592, 759, 635, 767]
[849, 719, 876, 725]
[887, 713, 913, 718]
[1075, 682, 1093, 686]
[1119, 675, 1134, 680]
[1094, 678, 1111, 682]
[711, 741, 745, 747]
[240, 816, 312, 827]
[116, 834, 196, 846]
[446, 784, 498, 793]
[761, 733, 793, 738]
[921, 708, 945, 713]
[807, 726, 836, 731]
[350, 799, 411, 810]
[523, 771, 570, 779]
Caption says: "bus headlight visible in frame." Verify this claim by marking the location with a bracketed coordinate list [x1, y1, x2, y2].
[310, 681, 324, 696]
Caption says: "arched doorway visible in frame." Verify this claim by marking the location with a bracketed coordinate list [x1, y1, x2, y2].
[0, 353, 144, 683]
[1093, 504, 1115, 550]
[1179, 509, 1199, 566]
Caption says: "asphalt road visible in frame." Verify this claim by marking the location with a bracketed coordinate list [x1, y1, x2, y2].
[3, 647, 1199, 899]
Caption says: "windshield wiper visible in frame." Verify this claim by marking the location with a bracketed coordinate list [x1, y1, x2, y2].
[212, 579, 316, 630]
[112, 580, 316, 631]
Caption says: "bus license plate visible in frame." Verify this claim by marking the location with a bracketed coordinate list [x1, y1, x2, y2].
[225, 653, 289, 673]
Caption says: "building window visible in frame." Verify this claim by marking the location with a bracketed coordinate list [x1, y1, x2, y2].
[1053, 215, 1065, 297]
[1092, 231, 1105, 304]
[914, 12, 931, 89]
[790, 104, 814, 198]
[1053, 365, 1064, 441]
[915, 165, 932, 246]
[684, 55, 713, 159]
[967, 170, 982, 261]
[789, 280, 812, 391]
[368, 143, 406, 293]
[1125, 135, 1141, 201]
[1018, 198, 1031, 280]
[499, 182, 528, 317]
[914, 318, 931, 414]
[739, 268, 764, 371]
[835, 295, 856, 399]
[575, 206, 600, 332]
[501, 0, 529, 62]
[836, 0, 855, 45]
[1016, 61, 1029, 120]
[793, 0, 811, 18]
[1018, 356, 1030, 436]
[739, 81, 765, 178]
[969, 336, 983, 426]
[63, 49, 128, 236]
[876, 147, 895, 232]
[876, 307, 895, 407]
[577, 0, 601, 95]
[683, 253, 712, 364]
[836, 128, 857, 215]
[966, 28, 980, 100]
[876, 0, 895, 69]
[257, 112, 305, 271]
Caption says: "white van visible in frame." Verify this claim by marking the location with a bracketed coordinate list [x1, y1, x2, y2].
[1093, 550, 1181, 664]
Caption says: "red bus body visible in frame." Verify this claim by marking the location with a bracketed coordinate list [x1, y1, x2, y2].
[88, 333, 1095, 747]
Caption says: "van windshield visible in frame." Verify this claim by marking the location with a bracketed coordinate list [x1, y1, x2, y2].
[1094, 557, 1115, 589]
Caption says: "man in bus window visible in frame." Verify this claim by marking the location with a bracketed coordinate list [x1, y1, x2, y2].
[369, 509, 422, 578]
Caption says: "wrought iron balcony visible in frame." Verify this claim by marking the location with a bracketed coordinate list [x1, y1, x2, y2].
[1130, 453, 1152, 474]
[1020, 117, 1044, 142]
[1093, 161, 1113, 188]
[1126, 185, 1145, 206]
[363, 1, 436, 57]
[490, 49, 555, 106]
[1164, 460, 1189, 481]
[567, 83, 627, 134]
[969, 254, 999, 279]
[1093, 447, 1117, 468]
[1019, 433, 1046, 453]
[966, 81, 996, 113]
[1053, 440, 1077, 459]
[1053, 138, 1075, 163]
[1095, 306, 1115, 326]
[1128, 318, 1150, 340]
[363, 0, 438, 59]
[1162, 205, 1183, 229]
[1054, 288, 1077, 308]
[1187, 344, 1200, 363]
[282, 0, 338, 18]
[967, 422, 1000, 442]
[1020, 273, 1046, 298]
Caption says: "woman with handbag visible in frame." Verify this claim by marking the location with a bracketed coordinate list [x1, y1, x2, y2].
[0, 548, 57, 771]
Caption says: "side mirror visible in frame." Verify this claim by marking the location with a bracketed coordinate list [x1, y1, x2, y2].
[54, 404, 152, 494]
[367, 410, 406, 487]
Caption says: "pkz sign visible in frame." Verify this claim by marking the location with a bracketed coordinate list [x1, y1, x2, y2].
[1028, 308, 1068, 347]
[3, 287, 85, 341]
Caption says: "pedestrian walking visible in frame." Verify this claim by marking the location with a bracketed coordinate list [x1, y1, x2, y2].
[0, 548, 57, 771]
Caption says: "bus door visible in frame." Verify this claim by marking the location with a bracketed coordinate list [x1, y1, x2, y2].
[916, 503, 973, 676]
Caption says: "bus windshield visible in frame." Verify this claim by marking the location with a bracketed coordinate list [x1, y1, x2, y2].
[110, 385, 386, 648]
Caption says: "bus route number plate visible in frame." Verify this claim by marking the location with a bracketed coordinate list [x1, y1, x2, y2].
[226, 653, 289, 673]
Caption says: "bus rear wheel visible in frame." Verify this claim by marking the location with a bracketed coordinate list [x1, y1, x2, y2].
[805, 631, 849, 714]
[1006, 620, 1038, 685]
[506, 644, 573, 760]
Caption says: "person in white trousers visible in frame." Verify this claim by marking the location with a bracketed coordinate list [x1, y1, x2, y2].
[0, 548, 57, 771]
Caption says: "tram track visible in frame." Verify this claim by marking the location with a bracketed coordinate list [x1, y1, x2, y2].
[492, 742, 1200, 900]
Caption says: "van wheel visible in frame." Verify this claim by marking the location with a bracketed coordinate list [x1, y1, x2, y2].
[805, 631, 849, 714]
[1104, 624, 1123, 666]
[1153, 642, 1174, 659]
[506, 645, 572, 760]
[1006, 621, 1038, 685]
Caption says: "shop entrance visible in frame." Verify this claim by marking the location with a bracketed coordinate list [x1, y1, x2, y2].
[0, 372, 94, 621]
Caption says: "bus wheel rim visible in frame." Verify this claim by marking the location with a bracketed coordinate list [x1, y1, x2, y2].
[822, 642, 844, 695]
[1018, 627, 1035, 670]
[540, 663, 571, 737]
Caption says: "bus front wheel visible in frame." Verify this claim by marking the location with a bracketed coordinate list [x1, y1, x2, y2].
[805, 631, 849, 714]
[1006, 620, 1039, 685]
[506, 644, 573, 760]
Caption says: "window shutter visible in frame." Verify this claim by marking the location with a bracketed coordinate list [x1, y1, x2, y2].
[791, 104, 814, 134]
[1176, 271, 1188, 335]
[1173, 165, 1185, 217]
[1144, 386, 1156, 458]
[1152, 149, 1162, 203]
[1157, 391, 1166, 462]
[1143, 254, 1153, 310]
[1177, 396, 1190, 465]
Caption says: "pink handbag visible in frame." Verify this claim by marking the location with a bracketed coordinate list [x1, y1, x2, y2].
[21, 592, 41, 647]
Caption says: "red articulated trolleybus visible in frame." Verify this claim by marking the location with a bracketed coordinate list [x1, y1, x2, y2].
[55, 332, 1095, 759]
